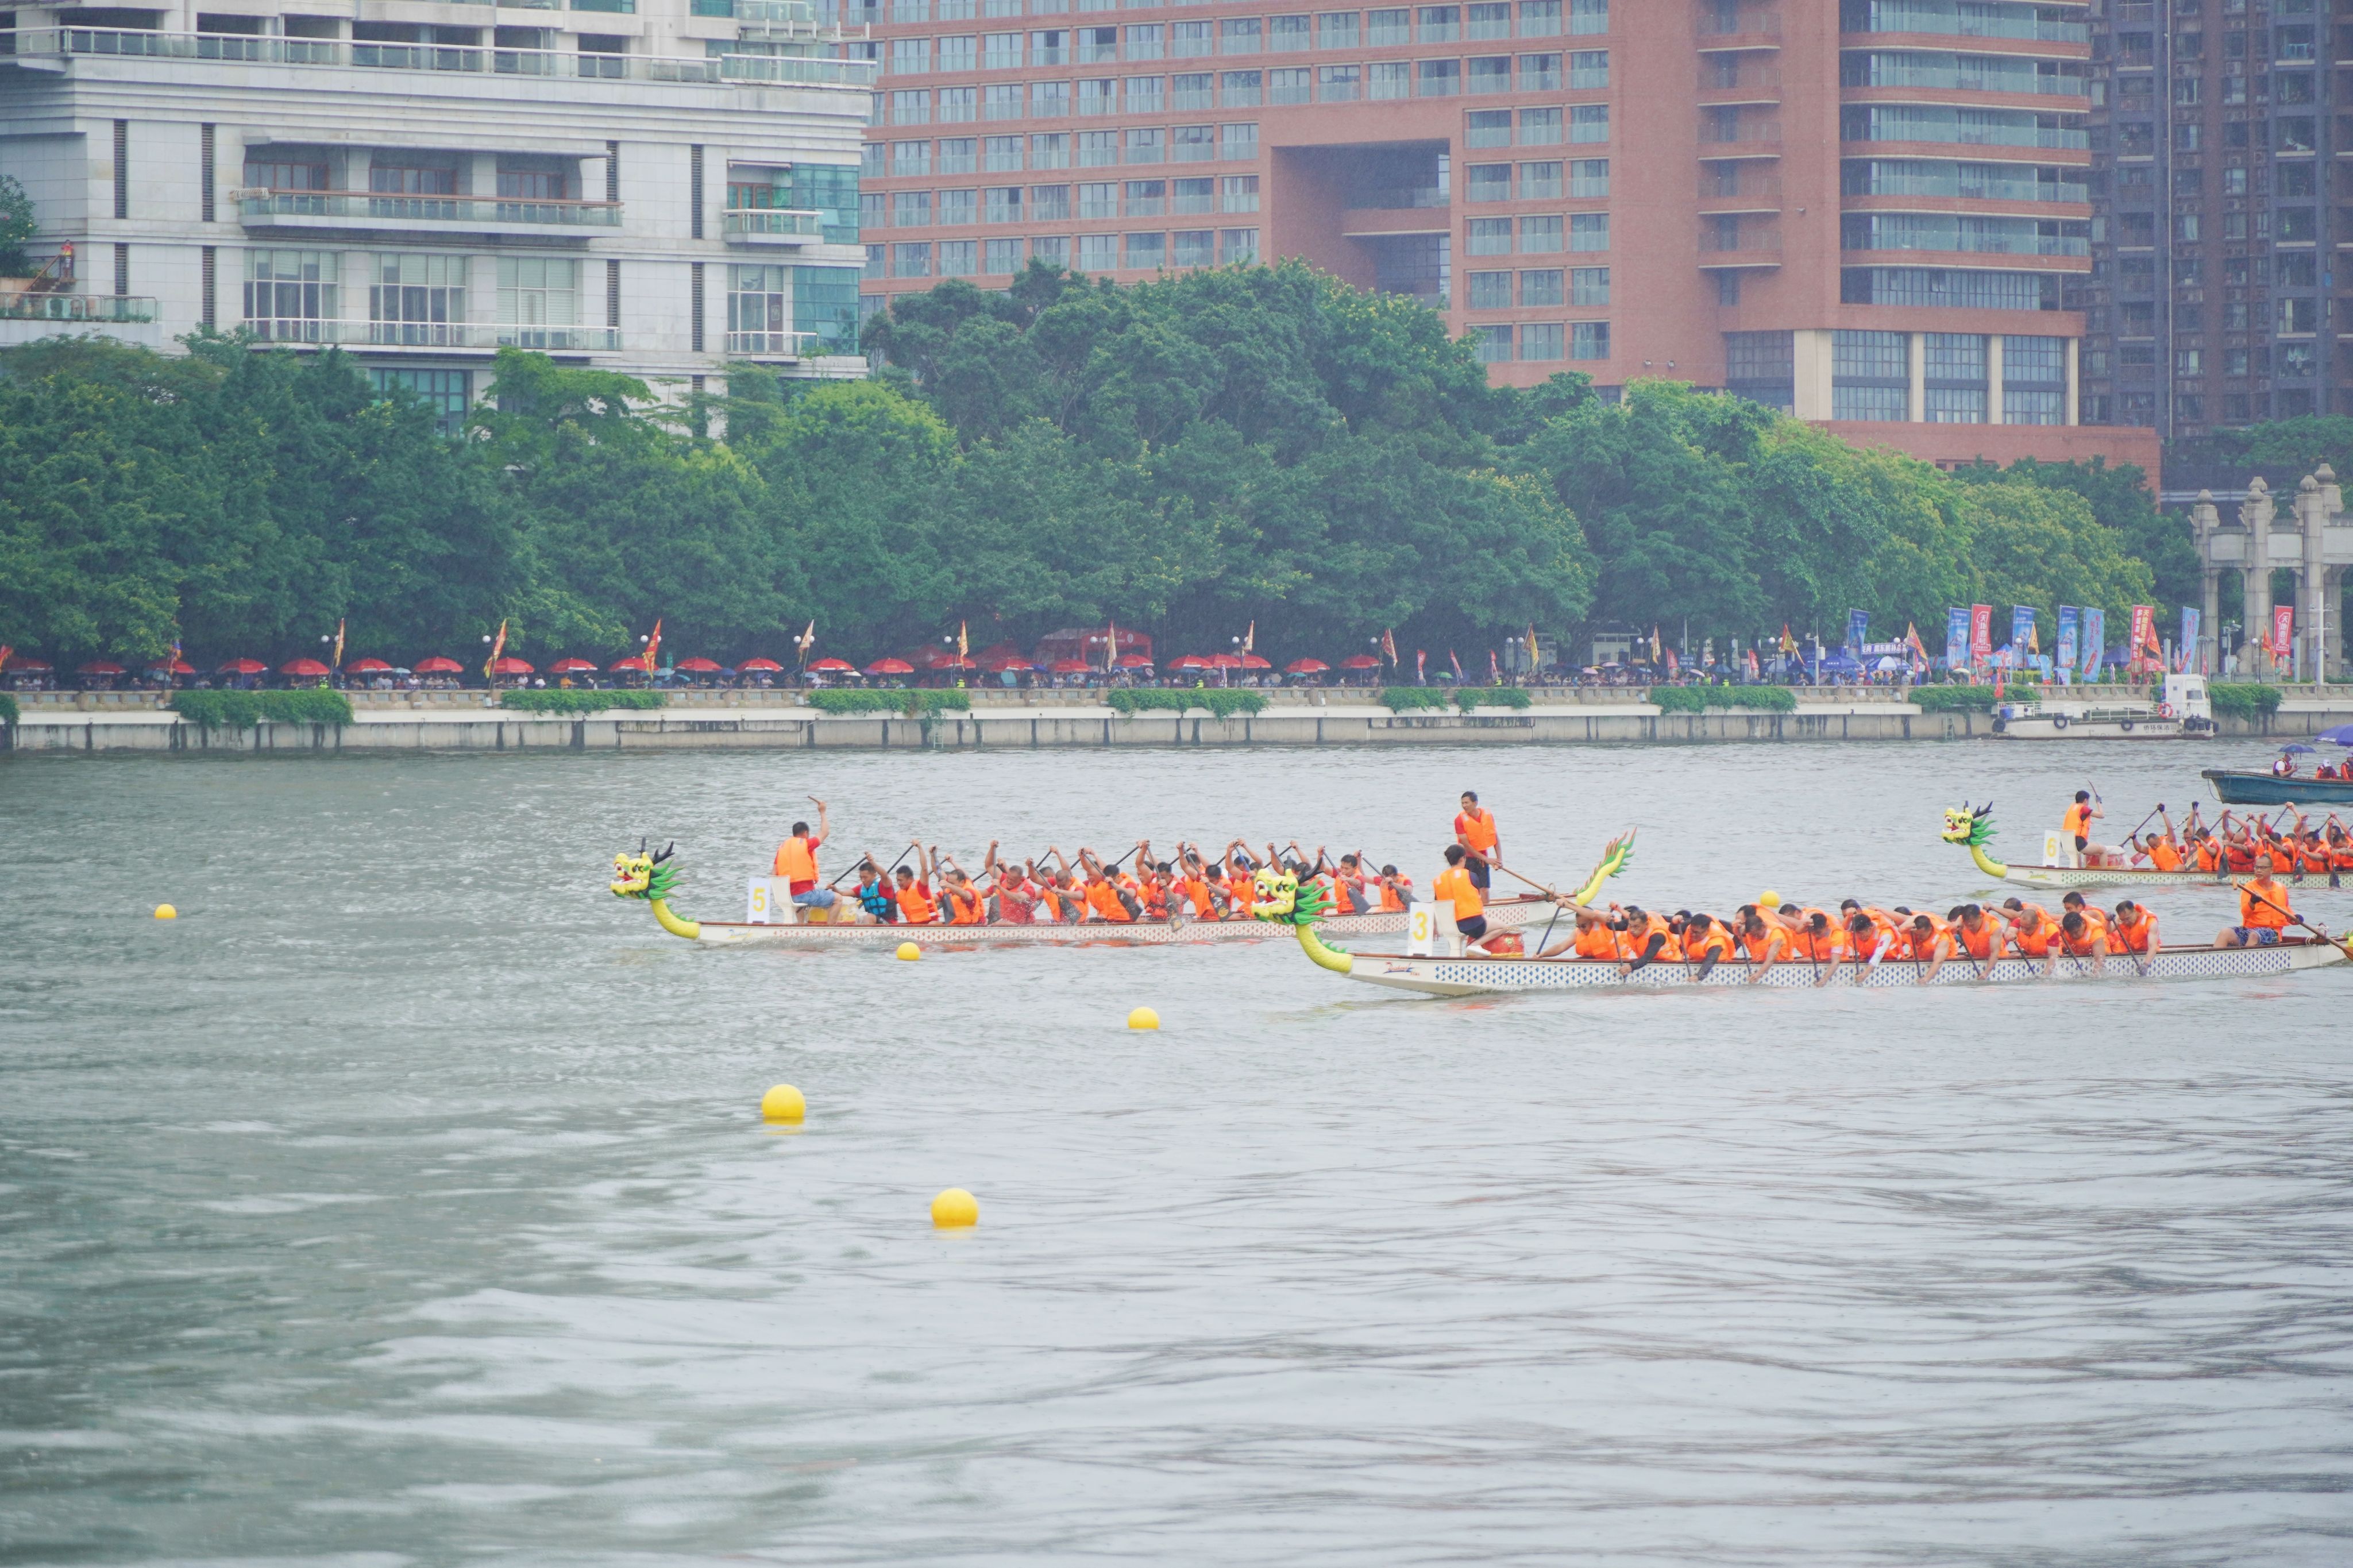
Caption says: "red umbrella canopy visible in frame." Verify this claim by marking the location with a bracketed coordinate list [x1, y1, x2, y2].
[547, 657, 599, 674]
[280, 658, 331, 677]
[935, 655, 977, 670]
[491, 656, 534, 675]
[988, 656, 1037, 671]
[218, 658, 269, 675]
[1337, 654, 1382, 670]
[607, 658, 651, 673]
[1238, 654, 1272, 670]
[76, 661, 126, 675]
[745, 656, 795, 672]
[1167, 654, 1210, 670]
[865, 658, 916, 675]
[146, 658, 198, 675]
[414, 656, 464, 674]
[1284, 658, 1331, 674]
[673, 656, 724, 673]
[1114, 653, 1155, 669]
[1206, 652, 1243, 669]
[344, 657, 395, 674]
[1047, 659, 1090, 673]
[2, 654, 52, 672]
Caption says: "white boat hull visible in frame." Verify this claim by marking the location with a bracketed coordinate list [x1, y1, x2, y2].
[689, 894, 1560, 947]
[1322, 940, 2348, 996]
[1980, 861, 2298, 890]
[1995, 716, 2194, 740]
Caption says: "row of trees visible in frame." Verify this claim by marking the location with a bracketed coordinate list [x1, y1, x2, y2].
[2, 260, 2187, 670]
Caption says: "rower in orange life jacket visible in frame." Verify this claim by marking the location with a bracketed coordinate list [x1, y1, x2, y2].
[1613, 905, 1675, 972]
[936, 856, 987, 925]
[2055, 910, 2109, 970]
[892, 851, 940, 924]
[771, 796, 840, 922]
[2110, 899, 2159, 961]
[1734, 908, 1792, 980]
[1432, 845, 1490, 947]
[2061, 791, 2101, 859]
[2000, 899, 2057, 959]
[2217, 867, 2298, 948]
[2059, 891, 2110, 948]
[1947, 903, 2005, 967]
[1453, 790, 1502, 893]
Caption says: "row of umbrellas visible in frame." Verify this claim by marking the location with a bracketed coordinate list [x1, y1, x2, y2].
[10, 651, 1394, 679]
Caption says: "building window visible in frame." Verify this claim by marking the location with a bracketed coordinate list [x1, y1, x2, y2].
[245, 248, 340, 340]
[985, 186, 1023, 223]
[1221, 123, 1258, 159]
[1723, 330, 1793, 409]
[1031, 183, 1072, 219]
[1272, 66, 1311, 102]
[1468, 110, 1512, 148]
[727, 262, 790, 352]
[496, 256, 578, 345]
[1221, 175, 1259, 211]
[1469, 270, 1512, 309]
[1077, 233, 1117, 269]
[1567, 213, 1607, 250]
[1568, 104, 1606, 142]
[1218, 227, 1259, 263]
[1172, 19, 1211, 53]
[793, 264, 859, 347]
[370, 368, 470, 434]
[1031, 80, 1071, 115]
[1078, 78, 1115, 113]
[1127, 126, 1166, 162]
[938, 33, 976, 69]
[1368, 6, 1409, 44]
[1031, 234, 1071, 265]
[1518, 267, 1563, 305]
[890, 90, 931, 123]
[1173, 125, 1216, 160]
[1318, 63, 1361, 99]
[1520, 0, 1560, 35]
[1079, 130, 1120, 165]
[938, 188, 976, 223]
[983, 29, 1022, 65]
[1518, 322, 1563, 361]
[1370, 60, 1411, 97]
[1519, 214, 1563, 252]
[1473, 323, 1514, 364]
[1220, 15, 1260, 50]
[893, 190, 932, 226]
[1468, 55, 1512, 91]
[983, 136, 1024, 172]
[1568, 48, 1605, 86]
[864, 244, 886, 279]
[1568, 158, 1607, 197]
[1171, 71, 1213, 106]
[1221, 69, 1263, 104]
[1033, 132, 1071, 168]
[1511, 160, 1558, 198]
[1467, 2, 1509, 39]
[1468, 163, 1513, 202]
[1518, 52, 1559, 89]
[891, 141, 931, 177]
[1318, 10, 1359, 47]
[1417, 59, 1461, 95]
[889, 36, 928, 72]
[1567, 265, 1605, 304]
[1832, 327, 1907, 420]
[368, 253, 466, 345]
[939, 240, 978, 276]
[1079, 181, 1118, 217]
[891, 241, 932, 277]
[1467, 218, 1513, 255]
[1173, 176, 1215, 214]
[983, 238, 1023, 275]
[1568, 0, 1603, 33]
[1565, 320, 1604, 360]
[1127, 74, 1165, 110]
[1124, 231, 1165, 267]
[1125, 22, 1163, 56]
[1125, 178, 1166, 215]
[1172, 228, 1214, 265]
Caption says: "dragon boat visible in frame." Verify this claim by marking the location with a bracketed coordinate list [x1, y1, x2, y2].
[1249, 849, 2348, 997]
[1941, 803, 2252, 890]
[605, 843, 1572, 948]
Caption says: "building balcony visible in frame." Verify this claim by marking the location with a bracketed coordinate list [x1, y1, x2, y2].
[1696, 60, 1781, 99]
[7, 26, 877, 88]
[0, 291, 158, 323]
[1699, 225, 1781, 266]
[244, 319, 623, 351]
[726, 329, 824, 357]
[723, 207, 824, 242]
[1696, 2, 1781, 51]
[236, 189, 622, 237]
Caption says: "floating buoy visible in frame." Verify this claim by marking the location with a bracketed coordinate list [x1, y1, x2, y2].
[153, 904, 178, 920]
[1757, 890, 1781, 909]
[1127, 1006, 1159, 1030]
[931, 1188, 978, 1229]
[896, 941, 921, 961]
[759, 1083, 806, 1123]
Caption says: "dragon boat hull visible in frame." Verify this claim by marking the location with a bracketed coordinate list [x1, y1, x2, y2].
[1966, 862, 2285, 891]
[1297, 930, 2348, 997]
[676, 895, 1561, 947]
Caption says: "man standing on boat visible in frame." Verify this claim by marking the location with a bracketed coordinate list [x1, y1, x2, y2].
[2062, 790, 2104, 863]
[1454, 791, 1503, 892]
[773, 797, 838, 921]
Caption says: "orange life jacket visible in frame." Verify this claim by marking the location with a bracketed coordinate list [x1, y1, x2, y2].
[1901, 916, 1951, 962]
[2009, 909, 2055, 957]
[1086, 879, 1134, 923]
[1433, 866, 1484, 923]
[1454, 808, 1499, 856]
[1684, 921, 1732, 961]
[772, 835, 819, 889]
[896, 882, 938, 923]
[1575, 924, 1622, 960]
[2146, 837, 2184, 872]
[945, 883, 985, 925]
[2112, 907, 2155, 953]
[2240, 880, 2291, 929]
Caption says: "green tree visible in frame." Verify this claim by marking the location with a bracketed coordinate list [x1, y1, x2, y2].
[0, 175, 37, 276]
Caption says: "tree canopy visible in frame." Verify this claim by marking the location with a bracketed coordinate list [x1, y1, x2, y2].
[0, 260, 2190, 669]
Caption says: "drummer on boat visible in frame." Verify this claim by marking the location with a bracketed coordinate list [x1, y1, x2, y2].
[772, 797, 840, 921]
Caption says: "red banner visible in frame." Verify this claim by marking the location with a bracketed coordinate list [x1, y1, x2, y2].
[1969, 604, 1993, 659]
[2128, 605, 2156, 670]
[2273, 605, 2296, 661]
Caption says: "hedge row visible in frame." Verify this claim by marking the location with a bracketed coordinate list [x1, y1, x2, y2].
[807, 689, 973, 716]
[1106, 689, 1269, 719]
[1907, 686, 2000, 714]
[169, 689, 356, 728]
[2208, 682, 2285, 719]
[0, 692, 16, 728]
[498, 689, 668, 714]
[1649, 685, 1799, 715]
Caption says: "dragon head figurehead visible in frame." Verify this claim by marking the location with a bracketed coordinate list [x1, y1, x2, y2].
[610, 841, 701, 939]
[1942, 803, 2010, 880]
[1252, 864, 1334, 927]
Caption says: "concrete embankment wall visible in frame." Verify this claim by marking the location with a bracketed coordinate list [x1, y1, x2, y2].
[6, 689, 2347, 754]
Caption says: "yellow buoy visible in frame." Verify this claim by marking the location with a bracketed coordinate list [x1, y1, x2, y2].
[931, 1187, 978, 1229]
[896, 941, 922, 961]
[1758, 890, 1781, 909]
[759, 1083, 806, 1123]
[153, 903, 178, 920]
[1127, 1006, 1159, 1030]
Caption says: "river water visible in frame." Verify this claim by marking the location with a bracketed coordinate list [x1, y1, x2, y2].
[5, 740, 2353, 1566]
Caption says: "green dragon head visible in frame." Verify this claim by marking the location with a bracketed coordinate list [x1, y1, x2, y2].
[1252, 864, 1336, 927]
[1941, 804, 1995, 850]
[611, 840, 683, 902]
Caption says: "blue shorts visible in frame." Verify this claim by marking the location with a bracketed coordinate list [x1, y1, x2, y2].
[2231, 926, 2282, 945]
[791, 887, 838, 909]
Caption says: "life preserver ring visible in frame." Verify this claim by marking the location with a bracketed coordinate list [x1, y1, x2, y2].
[2051, 715, 2070, 731]
[2158, 702, 2174, 719]
[2120, 719, 2135, 732]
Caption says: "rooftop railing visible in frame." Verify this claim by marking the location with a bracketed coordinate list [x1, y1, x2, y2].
[236, 189, 624, 227]
[726, 329, 823, 356]
[0, 292, 159, 323]
[245, 319, 623, 350]
[13, 27, 878, 87]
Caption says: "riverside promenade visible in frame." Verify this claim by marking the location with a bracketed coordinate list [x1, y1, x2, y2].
[7, 686, 2350, 754]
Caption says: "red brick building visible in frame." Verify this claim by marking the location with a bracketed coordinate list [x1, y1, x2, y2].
[854, 0, 2159, 475]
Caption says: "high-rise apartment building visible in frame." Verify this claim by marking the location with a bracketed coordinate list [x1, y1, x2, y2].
[858, 0, 2160, 470]
[0, 0, 877, 416]
[2079, 0, 2340, 439]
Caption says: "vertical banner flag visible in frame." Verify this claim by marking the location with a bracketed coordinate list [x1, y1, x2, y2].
[1745, 647, 1761, 679]
[1243, 620, 1255, 655]
[2180, 606, 2201, 673]
[1415, 649, 1427, 683]
[485, 618, 508, 682]
[640, 617, 661, 673]
[2057, 605, 2080, 672]
[1847, 609, 1870, 652]
[1449, 650, 1465, 680]
[1380, 628, 1399, 667]
[1525, 624, 1540, 674]
[1904, 622, 1929, 670]
[1488, 649, 1500, 682]
[2009, 605, 2035, 658]
[2273, 605, 2296, 664]
[2080, 607, 2104, 678]
[2128, 605, 2158, 670]
[1970, 604, 1994, 663]
[331, 619, 346, 672]
[1945, 607, 1970, 668]
[1104, 620, 1117, 671]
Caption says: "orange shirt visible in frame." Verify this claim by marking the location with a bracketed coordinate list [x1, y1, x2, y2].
[1739, 925, 1787, 963]
[1179, 875, 1215, 917]
[2112, 908, 2155, 953]
[1684, 922, 1732, 961]
[944, 883, 985, 925]
[1453, 809, 1499, 857]
[2062, 802, 2092, 839]
[1953, 918, 2003, 961]
[2009, 910, 2055, 957]
[1086, 879, 1135, 923]
[1900, 917, 1951, 962]
[1433, 866, 1484, 922]
[1377, 878, 1407, 914]
[1573, 925, 1621, 960]
[772, 835, 819, 893]
[895, 881, 938, 924]
[2240, 879, 2291, 929]
[2146, 837, 2184, 871]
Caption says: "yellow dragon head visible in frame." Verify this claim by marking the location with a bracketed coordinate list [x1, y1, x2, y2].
[610, 841, 680, 902]
[1941, 804, 1995, 849]
[1252, 865, 1301, 918]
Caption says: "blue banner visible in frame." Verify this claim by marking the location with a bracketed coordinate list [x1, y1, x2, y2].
[2011, 605, 2036, 655]
[2057, 605, 2079, 671]
[1846, 609, 1869, 653]
[2081, 607, 2105, 677]
[1945, 607, 1970, 668]
[2180, 605, 2200, 672]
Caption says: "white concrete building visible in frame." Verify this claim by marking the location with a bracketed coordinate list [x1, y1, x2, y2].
[0, 0, 877, 420]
